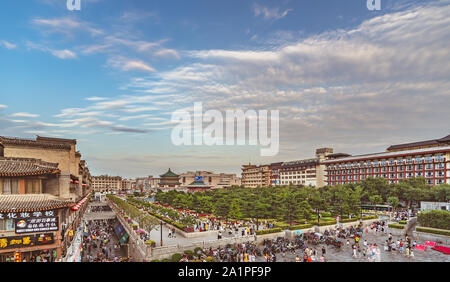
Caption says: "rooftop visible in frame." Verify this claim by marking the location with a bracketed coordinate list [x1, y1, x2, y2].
[0, 157, 60, 177]
[0, 136, 72, 150]
[387, 134, 450, 151]
[0, 194, 74, 213]
[322, 146, 450, 164]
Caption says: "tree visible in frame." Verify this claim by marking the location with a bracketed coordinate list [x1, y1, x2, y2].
[309, 190, 327, 223]
[369, 195, 383, 215]
[140, 215, 159, 237]
[298, 200, 312, 221]
[228, 199, 242, 220]
[387, 196, 399, 213]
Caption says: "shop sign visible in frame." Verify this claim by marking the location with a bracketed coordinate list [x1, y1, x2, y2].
[0, 210, 56, 220]
[15, 217, 59, 234]
[14, 252, 21, 262]
[0, 234, 54, 250]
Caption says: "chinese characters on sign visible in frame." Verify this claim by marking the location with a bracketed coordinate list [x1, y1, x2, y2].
[0, 234, 54, 250]
[0, 210, 56, 220]
[15, 217, 59, 234]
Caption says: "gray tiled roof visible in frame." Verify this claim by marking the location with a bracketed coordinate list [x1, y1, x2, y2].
[0, 157, 60, 177]
[0, 194, 73, 212]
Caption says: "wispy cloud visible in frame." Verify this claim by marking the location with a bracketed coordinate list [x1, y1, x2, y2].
[253, 3, 293, 20]
[32, 16, 103, 37]
[26, 41, 76, 59]
[107, 56, 155, 72]
[0, 40, 17, 50]
[11, 112, 40, 118]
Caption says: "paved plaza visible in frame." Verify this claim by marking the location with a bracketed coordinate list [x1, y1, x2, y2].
[254, 231, 450, 262]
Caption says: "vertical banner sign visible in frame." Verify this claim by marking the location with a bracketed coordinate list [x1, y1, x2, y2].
[14, 252, 21, 262]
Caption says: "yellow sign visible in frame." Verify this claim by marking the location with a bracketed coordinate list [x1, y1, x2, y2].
[68, 230, 74, 236]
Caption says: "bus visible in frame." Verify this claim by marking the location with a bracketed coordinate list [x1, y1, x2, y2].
[361, 204, 392, 212]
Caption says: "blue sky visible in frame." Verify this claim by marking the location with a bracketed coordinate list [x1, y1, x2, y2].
[1, 0, 449, 178]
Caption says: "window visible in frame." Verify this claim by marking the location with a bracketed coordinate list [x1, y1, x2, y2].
[0, 219, 15, 231]
[25, 179, 42, 194]
[1, 179, 19, 195]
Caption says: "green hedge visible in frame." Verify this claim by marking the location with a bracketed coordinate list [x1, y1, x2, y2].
[256, 228, 282, 235]
[361, 216, 378, 220]
[416, 227, 450, 236]
[388, 224, 404, 229]
[339, 218, 358, 223]
[417, 210, 450, 230]
[171, 253, 182, 262]
[398, 221, 407, 225]
[288, 224, 313, 230]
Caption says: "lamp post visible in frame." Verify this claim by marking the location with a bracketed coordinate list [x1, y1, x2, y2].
[160, 221, 164, 246]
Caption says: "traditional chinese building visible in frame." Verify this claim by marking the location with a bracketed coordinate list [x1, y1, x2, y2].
[158, 168, 181, 188]
[0, 136, 93, 262]
[185, 177, 212, 192]
[0, 157, 75, 262]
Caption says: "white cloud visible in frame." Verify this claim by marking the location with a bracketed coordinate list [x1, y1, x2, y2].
[253, 3, 293, 20]
[0, 40, 16, 50]
[107, 56, 155, 72]
[26, 41, 77, 60]
[32, 17, 103, 37]
[11, 112, 40, 118]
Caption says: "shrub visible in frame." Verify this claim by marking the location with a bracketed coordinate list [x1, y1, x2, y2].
[274, 223, 290, 229]
[362, 216, 378, 220]
[171, 253, 182, 262]
[320, 212, 332, 217]
[184, 250, 194, 259]
[255, 228, 282, 235]
[339, 218, 358, 223]
[194, 247, 202, 254]
[150, 259, 160, 262]
[416, 227, 450, 236]
[205, 256, 216, 262]
[398, 221, 407, 225]
[288, 224, 313, 230]
[161, 258, 169, 262]
[417, 210, 450, 230]
[388, 224, 404, 229]
[311, 220, 337, 226]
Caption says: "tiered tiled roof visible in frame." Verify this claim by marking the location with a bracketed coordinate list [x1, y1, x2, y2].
[0, 194, 73, 212]
[0, 157, 60, 177]
[160, 168, 179, 178]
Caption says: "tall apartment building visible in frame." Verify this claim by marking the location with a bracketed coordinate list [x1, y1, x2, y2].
[323, 134, 450, 186]
[241, 164, 271, 188]
[275, 148, 334, 187]
[179, 171, 241, 189]
[92, 175, 122, 192]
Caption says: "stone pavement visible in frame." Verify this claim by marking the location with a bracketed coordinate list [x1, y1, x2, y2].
[254, 230, 450, 262]
[149, 224, 251, 247]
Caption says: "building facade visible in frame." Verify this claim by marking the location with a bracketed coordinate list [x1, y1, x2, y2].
[179, 171, 241, 189]
[92, 175, 122, 192]
[241, 164, 271, 188]
[323, 135, 450, 186]
[159, 169, 181, 188]
[0, 136, 92, 262]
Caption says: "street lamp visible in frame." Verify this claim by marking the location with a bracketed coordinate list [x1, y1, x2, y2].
[160, 221, 166, 246]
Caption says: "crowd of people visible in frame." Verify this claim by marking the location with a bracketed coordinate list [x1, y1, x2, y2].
[193, 218, 275, 238]
[181, 242, 261, 262]
[81, 219, 129, 262]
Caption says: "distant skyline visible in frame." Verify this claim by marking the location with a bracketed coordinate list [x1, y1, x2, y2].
[1, 0, 449, 178]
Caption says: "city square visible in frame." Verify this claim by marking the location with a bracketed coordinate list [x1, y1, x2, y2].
[0, 0, 449, 268]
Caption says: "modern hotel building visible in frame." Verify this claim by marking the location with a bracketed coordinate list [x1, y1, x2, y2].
[322, 135, 450, 186]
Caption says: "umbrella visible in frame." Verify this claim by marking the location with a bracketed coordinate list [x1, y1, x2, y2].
[136, 230, 146, 234]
